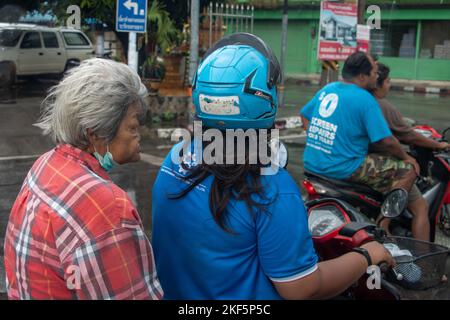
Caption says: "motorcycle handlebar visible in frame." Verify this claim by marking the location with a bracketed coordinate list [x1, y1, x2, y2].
[379, 262, 403, 281]
[379, 262, 389, 273]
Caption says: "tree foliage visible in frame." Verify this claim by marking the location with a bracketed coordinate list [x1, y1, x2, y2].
[147, 0, 180, 54]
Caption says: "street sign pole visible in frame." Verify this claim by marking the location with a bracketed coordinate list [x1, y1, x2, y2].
[279, 0, 288, 107]
[128, 32, 137, 73]
[189, 0, 200, 83]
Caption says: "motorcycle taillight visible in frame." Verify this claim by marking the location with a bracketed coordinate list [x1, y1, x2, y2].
[303, 180, 318, 195]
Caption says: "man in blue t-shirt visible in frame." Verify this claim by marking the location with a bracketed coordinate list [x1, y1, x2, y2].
[300, 52, 419, 195]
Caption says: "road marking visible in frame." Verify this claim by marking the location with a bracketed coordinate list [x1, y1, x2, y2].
[139, 153, 164, 166]
[279, 133, 307, 140]
[0, 155, 40, 161]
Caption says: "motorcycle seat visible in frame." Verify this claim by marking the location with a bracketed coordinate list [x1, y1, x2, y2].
[304, 170, 382, 198]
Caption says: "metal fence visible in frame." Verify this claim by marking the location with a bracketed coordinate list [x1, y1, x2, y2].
[206, 3, 255, 49]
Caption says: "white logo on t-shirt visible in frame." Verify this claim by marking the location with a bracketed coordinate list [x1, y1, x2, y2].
[318, 93, 339, 118]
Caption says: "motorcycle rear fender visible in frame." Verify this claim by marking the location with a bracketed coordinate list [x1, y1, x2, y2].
[444, 182, 450, 204]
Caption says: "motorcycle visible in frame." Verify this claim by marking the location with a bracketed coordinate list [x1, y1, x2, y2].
[271, 139, 448, 299]
[302, 125, 450, 242]
[306, 192, 449, 300]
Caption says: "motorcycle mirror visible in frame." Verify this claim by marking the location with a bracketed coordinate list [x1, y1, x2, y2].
[381, 188, 408, 218]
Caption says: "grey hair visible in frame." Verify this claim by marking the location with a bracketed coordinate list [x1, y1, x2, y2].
[35, 58, 148, 148]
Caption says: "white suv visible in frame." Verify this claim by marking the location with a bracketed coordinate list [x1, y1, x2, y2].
[0, 23, 95, 85]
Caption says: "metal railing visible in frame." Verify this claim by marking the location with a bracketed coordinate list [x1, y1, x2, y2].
[206, 3, 255, 49]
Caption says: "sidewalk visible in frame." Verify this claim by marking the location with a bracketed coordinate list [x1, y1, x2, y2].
[285, 74, 450, 95]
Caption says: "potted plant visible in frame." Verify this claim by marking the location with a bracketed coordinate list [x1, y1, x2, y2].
[141, 55, 166, 92]
[141, 0, 180, 85]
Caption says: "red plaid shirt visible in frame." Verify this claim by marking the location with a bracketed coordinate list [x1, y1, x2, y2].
[4, 144, 163, 300]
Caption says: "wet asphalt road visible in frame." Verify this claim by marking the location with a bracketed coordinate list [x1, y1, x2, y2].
[0, 78, 449, 300]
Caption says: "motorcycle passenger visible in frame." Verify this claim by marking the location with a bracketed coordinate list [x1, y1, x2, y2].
[151, 34, 394, 300]
[370, 62, 449, 240]
[300, 52, 419, 207]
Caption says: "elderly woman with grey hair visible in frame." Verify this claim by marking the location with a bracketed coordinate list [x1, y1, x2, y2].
[4, 58, 163, 300]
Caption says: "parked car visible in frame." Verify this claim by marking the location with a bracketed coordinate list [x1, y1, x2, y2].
[0, 23, 95, 86]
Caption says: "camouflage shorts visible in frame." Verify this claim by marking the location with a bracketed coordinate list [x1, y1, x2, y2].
[349, 153, 413, 194]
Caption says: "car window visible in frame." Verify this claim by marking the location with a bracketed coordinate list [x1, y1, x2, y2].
[62, 32, 89, 46]
[42, 32, 59, 48]
[0, 29, 22, 47]
[20, 31, 42, 49]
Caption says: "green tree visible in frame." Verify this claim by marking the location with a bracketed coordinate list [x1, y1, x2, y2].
[40, 0, 115, 27]
[0, 1, 41, 22]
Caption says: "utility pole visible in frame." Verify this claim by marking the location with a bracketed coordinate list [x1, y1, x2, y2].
[358, 0, 366, 24]
[189, 0, 200, 83]
[279, 0, 288, 107]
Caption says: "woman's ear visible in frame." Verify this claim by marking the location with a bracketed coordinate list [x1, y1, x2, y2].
[86, 128, 97, 145]
[86, 129, 105, 154]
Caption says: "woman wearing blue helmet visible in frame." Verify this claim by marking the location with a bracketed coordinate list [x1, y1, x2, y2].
[151, 33, 393, 299]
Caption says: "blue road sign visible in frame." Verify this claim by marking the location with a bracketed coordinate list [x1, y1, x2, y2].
[116, 0, 147, 33]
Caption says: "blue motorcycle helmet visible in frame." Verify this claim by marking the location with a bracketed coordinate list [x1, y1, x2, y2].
[192, 33, 282, 130]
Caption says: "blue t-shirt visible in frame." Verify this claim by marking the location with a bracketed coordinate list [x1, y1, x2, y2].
[300, 82, 392, 179]
[152, 144, 318, 300]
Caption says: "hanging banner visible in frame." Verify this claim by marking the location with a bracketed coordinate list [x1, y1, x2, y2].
[318, 1, 358, 61]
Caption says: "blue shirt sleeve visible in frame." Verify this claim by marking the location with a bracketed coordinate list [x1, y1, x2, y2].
[256, 193, 318, 281]
[300, 94, 318, 121]
[362, 97, 392, 143]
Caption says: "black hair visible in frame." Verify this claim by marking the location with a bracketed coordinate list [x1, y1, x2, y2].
[376, 63, 390, 88]
[169, 129, 275, 233]
[342, 51, 374, 80]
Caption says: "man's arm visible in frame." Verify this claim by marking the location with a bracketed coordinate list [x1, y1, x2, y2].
[400, 131, 449, 150]
[299, 94, 318, 130]
[372, 136, 420, 175]
[378, 99, 449, 150]
[301, 116, 309, 131]
[373, 136, 409, 160]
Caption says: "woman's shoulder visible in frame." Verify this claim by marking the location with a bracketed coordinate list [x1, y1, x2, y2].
[26, 151, 140, 242]
[260, 168, 301, 196]
[65, 179, 140, 238]
[47, 156, 139, 231]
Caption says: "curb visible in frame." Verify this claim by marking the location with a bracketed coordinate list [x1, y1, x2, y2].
[391, 85, 449, 95]
[285, 76, 450, 96]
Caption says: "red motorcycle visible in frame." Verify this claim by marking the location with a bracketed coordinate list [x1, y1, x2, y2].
[306, 194, 449, 300]
[302, 125, 450, 242]
[413, 125, 450, 237]
[271, 139, 449, 299]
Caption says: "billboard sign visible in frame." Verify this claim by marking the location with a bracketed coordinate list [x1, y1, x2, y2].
[318, 1, 358, 60]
